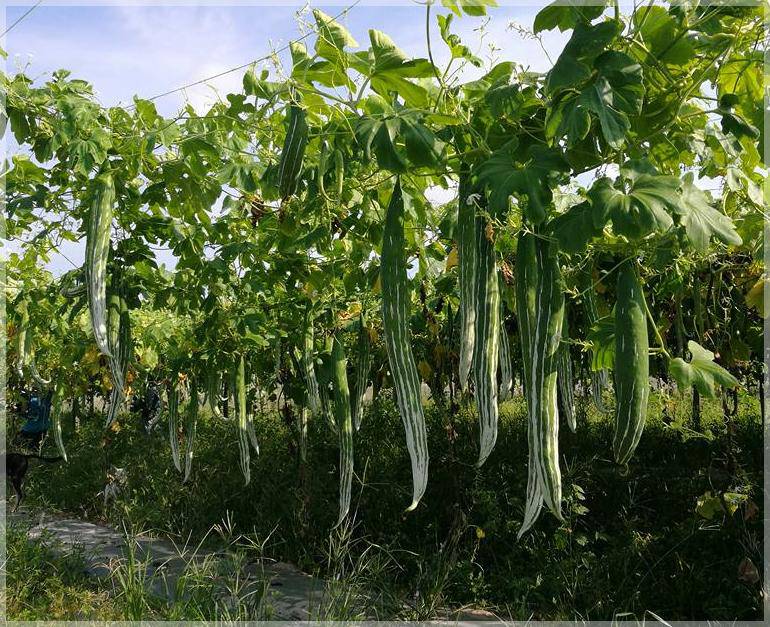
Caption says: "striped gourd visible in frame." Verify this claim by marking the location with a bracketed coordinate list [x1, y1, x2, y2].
[278, 102, 309, 199]
[246, 370, 260, 453]
[334, 148, 345, 198]
[233, 355, 251, 484]
[183, 378, 198, 483]
[317, 336, 338, 435]
[206, 369, 222, 418]
[302, 316, 322, 415]
[317, 139, 329, 200]
[24, 331, 51, 388]
[51, 382, 68, 462]
[331, 335, 354, 526]
[15, 306, 42, 387]
[18, 322, 51, 388]
[107, 289, 125, 396]
[498, 296, 513, 402]
[613, 261, 650, 465]
[516, 231, 565, 538]
[59, 269, 86, 298]
[85, 174, 115, 358]
[28, 352, 51, 388]
[472, 215, 500, 467]
[557, 306, 576, 433]
[457, 167, 477, 392]
[105, 291, 131, 428]
[168, 378, 182, 472]
[381, 179, 430, 510]
[582, 268, 610, 413]
[16, 303, 29, 379]
[298, 406, 309, 463]
[351, 312, 373, 431]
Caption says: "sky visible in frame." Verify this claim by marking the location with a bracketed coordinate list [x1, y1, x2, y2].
[4, 1, 574, 275]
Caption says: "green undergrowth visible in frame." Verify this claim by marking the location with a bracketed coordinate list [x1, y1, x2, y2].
[9, 389, 764, 620]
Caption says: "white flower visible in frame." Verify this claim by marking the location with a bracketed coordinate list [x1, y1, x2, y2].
[466, 193, 482, 206]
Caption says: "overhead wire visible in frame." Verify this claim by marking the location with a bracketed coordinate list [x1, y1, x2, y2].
[132, 0, 363, 107]
[1, 0, 43, 38]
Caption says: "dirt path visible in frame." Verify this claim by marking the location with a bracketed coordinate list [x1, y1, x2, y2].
[6, 502, 323, 620]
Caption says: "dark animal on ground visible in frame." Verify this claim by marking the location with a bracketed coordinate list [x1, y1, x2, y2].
[3, 452, 62, 512]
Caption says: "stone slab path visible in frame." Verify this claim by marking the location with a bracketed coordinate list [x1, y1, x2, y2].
[6, 503, 502, 623]
[6, 503, 323, 620]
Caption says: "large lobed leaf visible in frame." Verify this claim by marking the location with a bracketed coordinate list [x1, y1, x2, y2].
[669, 340, 739, 398]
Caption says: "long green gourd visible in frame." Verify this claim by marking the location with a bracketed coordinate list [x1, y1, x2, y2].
[28, 352, 51, 388]
[331, 335, 354, 526]
[581, 267, 610, 413]
[381, 179, 429, 510]
[168, 377, 182, 472]
[107, 289, 124, 397]
[51, 382, 68, 462]
[85, 174, 115, 358]
[15, 302, 28, 379]
[317, 335, 338, 435]
[105, 290, 131, 428]
[302, 315, 322, 415]
[184, 378, 198, 483]
[613, 261, 650, 465]
[206, 369, 222, 417]
[457, 167, 477, 392]
[352, 312, 373, 431]
[472, 215, 500, 467]
[516, 231, 565, 538]
[498, 295, 513, 402]
[278, 102, 309, 199]
[557, 306, 576, 433]
[246, 370, 260, 453]
[234, 355, 251, 484]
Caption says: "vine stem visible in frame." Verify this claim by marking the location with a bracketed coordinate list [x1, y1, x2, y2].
[637, 264, 672, 360]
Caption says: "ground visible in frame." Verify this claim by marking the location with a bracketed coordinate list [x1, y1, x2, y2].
[5, 389, 764, 620]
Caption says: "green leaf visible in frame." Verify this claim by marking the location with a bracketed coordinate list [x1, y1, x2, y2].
[545, 94, 591, 146]
[594, 51, 644, 115]
[313, 9, 358, 61]
[355, 116, 407, 173]
[579, 77, 629, 149]
[673, 173, 742, 252]
[547, 55, 591, 93]
[588, 315, 614, 370]
[721, 112, 760, 141]
[668, 340, 739, 398]
[632, 5, 694, 68]
[475, 143, 569, 223]
[437, 13, 482, 66]
[485, 83, 542, 120]
[368, 30, 435, 78]
[588, 173, 678, 239]
[547, 201, 603, 254]
[402, 118, 445, 168]
[546, 19, 620, 93]
[534, 0, 607, 33]
[441, 0, 498, 17]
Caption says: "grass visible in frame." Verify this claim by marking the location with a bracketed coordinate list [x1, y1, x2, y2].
[5, 524, 121, 620]
[6, 387, 764, 620]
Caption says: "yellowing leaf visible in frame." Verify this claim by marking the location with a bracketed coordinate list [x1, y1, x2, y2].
[746, 276, 766, 317]
[417, 360, 432, 380]
[347, 302, 362, 317]
[445, 247, 459, 270]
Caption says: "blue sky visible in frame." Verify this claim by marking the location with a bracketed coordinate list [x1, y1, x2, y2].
[6, 2, 570, 114]
[5, 2, 572, 274]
